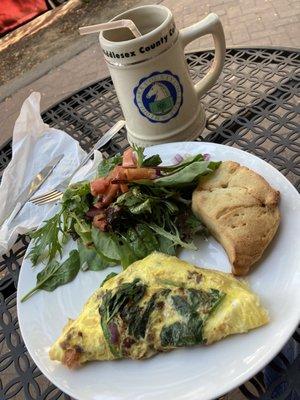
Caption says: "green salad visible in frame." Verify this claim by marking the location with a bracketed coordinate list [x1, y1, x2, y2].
[21, 147, 220, 302]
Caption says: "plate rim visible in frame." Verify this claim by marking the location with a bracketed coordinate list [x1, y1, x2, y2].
[17, 141, 300, 400]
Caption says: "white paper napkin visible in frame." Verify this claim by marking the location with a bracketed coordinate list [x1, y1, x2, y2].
[0, 92, 102, 255]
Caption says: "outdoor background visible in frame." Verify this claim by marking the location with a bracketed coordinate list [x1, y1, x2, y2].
[0, 1, 299, 398]
[0, 0, 299, 147]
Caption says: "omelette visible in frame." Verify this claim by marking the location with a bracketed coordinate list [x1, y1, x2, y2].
[49, 253, 269, 367]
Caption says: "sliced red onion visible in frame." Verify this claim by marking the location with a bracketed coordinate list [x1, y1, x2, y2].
[203, 153, 210, 161]
[155, 168, 162, 176]
[173, 154, 184, 164]
[108, 322, 119, 344]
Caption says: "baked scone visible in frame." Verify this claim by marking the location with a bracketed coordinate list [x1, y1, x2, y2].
[192, 161, 280, 275]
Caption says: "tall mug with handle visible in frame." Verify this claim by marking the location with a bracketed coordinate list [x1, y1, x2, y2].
[99, 5, 226, 146]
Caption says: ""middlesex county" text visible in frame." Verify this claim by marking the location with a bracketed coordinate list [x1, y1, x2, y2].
[103, 26, 176, 60]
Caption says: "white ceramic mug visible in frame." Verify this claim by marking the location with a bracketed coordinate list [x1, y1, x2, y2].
[99, 5, 226, 146]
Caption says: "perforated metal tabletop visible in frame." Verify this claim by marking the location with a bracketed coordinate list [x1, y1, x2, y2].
[0, 48, 299, 400]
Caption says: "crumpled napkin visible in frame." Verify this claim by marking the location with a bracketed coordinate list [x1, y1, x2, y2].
[0, 92, 102, 256]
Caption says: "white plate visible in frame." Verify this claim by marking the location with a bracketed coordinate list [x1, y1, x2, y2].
[17, 142, 300, 400]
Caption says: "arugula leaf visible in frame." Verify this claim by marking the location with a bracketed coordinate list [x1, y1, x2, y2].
[155, 161, 221, 187]
[157, 235, 176, 255]
[132, 145, 144, 167]
[77, 240, 114, 271]
[21, 250, 80, 302]
[115, 189, 153, 215]
[92, 227, 120, 262]
[129, 198, 152, 214]
[164, 200, 179, 214]
[27, 180, 93, 268]
[148, 223, 197, 250]
[142, 154, 162, 167]
[28, 211, 65, 266]
[98, 154, 122, 177]
[115, 187, 178, 219]
[176, 210, 208, 242]
[185, 213, 207, 236]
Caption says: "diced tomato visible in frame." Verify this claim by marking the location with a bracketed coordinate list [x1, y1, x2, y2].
[102, 183, 120, 206]
[109, 165, 126, 181]
[124, 167, 157, 181]
[90, 157, 156, 208]
[120, 183, 129, 193]
[122, 147, 136, 168]
[90, 178, 109, 196]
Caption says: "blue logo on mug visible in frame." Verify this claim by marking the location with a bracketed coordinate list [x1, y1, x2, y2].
[133, 71, 183, 123]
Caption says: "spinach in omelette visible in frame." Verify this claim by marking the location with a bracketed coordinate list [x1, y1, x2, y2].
[100, 278, 224, 359]
[49, 253, 269, 367]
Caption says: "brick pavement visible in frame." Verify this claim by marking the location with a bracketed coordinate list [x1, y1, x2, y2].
[163, 0, 300, 51]
[0, 0, 299, 147]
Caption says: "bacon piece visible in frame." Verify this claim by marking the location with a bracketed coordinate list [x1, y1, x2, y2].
[86, 207, 106, 219]
[93, 215, 108, 231]
[62, 348, 81, 368]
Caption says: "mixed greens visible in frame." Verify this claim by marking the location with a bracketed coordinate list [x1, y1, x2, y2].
[21, 147, 220, 302]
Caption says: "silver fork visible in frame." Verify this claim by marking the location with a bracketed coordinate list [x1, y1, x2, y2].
[30, 120, 125, 206]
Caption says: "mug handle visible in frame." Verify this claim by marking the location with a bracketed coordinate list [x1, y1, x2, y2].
[179, 13, 226, 99]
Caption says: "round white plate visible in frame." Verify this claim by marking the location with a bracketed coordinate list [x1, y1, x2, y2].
[17, 142, 300, 400]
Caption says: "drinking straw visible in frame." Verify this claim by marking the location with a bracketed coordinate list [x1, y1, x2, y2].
[79, 19, 142, 38]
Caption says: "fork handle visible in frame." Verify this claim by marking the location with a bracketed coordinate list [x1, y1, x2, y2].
[67, 120, 125, 184]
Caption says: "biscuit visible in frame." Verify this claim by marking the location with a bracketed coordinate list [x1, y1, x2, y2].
[192, 161, 280, 275]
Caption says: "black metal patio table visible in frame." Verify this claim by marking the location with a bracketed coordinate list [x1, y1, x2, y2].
[0, 47, 299, 400]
